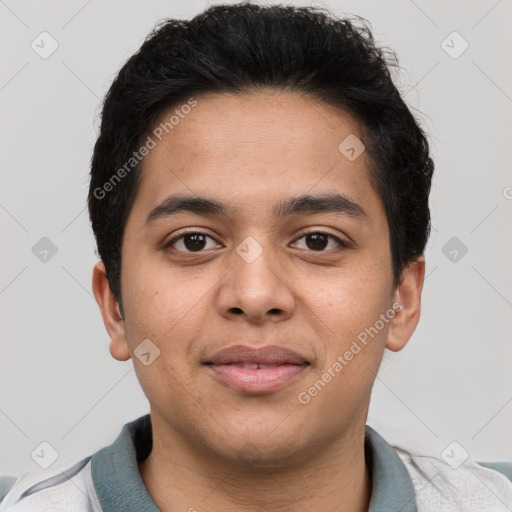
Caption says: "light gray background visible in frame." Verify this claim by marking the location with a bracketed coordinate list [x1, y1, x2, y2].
[1, 0, 511, 493]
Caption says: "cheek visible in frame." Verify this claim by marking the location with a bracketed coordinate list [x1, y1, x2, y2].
[306, 280, 391, 412]
[123, 271, 207, 407]
[307, 258, 392, 377]
[126, 249, 204, 313]
[121, 258, 211, 351]
[316, 261, 391, 324]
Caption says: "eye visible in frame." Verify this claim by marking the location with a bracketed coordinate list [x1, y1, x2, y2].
[292, 231, 348, 252]
[164, 230, 349, 254]
[165, 232, 220, 253]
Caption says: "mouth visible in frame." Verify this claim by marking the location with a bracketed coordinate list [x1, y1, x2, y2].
[220, 362, 301, 369]
[202, 345, 311, 394]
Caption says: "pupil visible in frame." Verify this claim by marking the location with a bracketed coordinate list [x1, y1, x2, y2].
[184, 233, 206, 251]
[307, 233, 327, 250]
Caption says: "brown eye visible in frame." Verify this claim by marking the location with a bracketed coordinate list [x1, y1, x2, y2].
[293, 232, 347, 252]
[305, 233, 328, 250]
[165, 232, 219, 253]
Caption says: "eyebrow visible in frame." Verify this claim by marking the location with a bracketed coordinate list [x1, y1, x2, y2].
[145, 193, 366, 226]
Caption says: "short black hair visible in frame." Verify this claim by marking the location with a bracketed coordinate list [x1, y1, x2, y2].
[88, 2, 434, 316]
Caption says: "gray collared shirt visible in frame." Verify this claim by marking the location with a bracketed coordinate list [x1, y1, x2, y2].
[2, 414, 512, 511]
[90, 414, 417, 511]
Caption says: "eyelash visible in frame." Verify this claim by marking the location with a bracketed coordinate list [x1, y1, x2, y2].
[164, 230, 350, 254]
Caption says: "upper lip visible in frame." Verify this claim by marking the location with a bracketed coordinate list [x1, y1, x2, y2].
[204, 345, 310, 365]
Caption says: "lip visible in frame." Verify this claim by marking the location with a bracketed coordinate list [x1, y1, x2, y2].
[205, 345, 310, 366]
[203, 345, 310, 394]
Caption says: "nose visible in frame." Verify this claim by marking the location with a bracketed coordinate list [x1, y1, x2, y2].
[216, 238, 295, 324]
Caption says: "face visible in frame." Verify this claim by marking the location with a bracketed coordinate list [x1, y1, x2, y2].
[93, 90, 424, 466]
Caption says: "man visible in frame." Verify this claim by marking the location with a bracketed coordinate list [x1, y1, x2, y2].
[2, 2, 511, 511]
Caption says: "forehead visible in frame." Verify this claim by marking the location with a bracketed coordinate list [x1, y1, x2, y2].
[129, 90, 383, 226]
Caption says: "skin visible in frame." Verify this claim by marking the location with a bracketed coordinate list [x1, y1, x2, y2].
[92, 90, 425, 512]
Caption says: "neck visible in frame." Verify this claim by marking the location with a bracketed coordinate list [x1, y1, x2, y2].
[139, 415, 372, 512]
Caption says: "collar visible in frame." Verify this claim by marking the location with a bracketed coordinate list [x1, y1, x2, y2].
[91, 414, 417, 511]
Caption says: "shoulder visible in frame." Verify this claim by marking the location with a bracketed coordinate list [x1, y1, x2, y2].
[477, 461, 512, 483]
[0, 457, 101, 512]
[394, 446, 512, 511]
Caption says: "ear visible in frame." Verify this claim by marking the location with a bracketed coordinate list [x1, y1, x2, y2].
[386, 256, 425, 352]
[92, 260, 131, 361]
